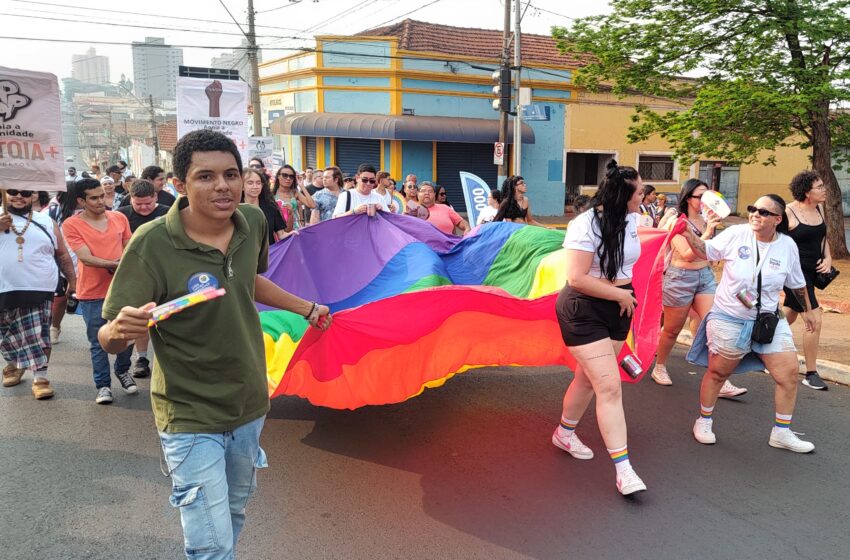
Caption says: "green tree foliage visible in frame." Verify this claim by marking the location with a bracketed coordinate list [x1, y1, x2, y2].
[554, 0, 850, 256]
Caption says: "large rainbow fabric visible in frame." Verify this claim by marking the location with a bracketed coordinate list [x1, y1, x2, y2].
[260, 213, 675, 409]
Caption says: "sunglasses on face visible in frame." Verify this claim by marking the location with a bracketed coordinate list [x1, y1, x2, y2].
[6, 189, 33, 197]
[747, 205, 779, 217]
[278, 173, 295, 179]
[360, 178, 377, 184]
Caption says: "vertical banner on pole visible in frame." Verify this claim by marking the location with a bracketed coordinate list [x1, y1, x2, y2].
[459, 171, 492, 227]
[176, 76, 250, 164]
[0, 66, 66, 191]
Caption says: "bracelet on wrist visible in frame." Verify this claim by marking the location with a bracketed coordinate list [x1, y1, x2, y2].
[303, 302, 317, 320]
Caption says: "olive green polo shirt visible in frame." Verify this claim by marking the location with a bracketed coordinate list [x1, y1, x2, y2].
[103, 198, 270, 433]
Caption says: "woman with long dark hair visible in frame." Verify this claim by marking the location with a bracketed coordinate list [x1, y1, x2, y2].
[242, 168, 290, 244]
[650, 179, 745, 396]
[273, 164, 315, 231]
[682, 194, 817, 453]
[782, 171, 832, 390]
[494, 175, 545, 226]
[553, 160, 647, 496]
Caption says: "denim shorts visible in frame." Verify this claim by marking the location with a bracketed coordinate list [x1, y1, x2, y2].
[706, 316, 796, 360]
[662, 265, 717, 307]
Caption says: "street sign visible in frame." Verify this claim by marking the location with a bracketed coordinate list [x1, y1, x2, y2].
[493, 142, 505, 165]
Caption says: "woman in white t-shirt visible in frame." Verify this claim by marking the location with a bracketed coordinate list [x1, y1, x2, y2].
[553, 159, 648, 496]
[682, 194, 817, 453]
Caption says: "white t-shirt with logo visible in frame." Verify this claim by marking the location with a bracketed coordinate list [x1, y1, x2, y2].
[563, 210, 640, 280]
[706, 224, 805, 319]
[332, 189, 384, 217]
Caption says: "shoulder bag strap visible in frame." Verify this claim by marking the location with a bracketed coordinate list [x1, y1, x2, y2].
[755, 243, 762, 313]
[816, 205, 827, 260]
[28, 217, 57, 253]
[345, 190, 352, 212]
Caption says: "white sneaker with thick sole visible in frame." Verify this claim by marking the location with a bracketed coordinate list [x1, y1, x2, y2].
[651, 363, 672, 386]
[95, 387, 113, 404]
[718, 379, 747, 398]
[693, 418, 716, 444]
[768, 428, 815, 453]
[50, 326, 61, 345]
[616, 467, 647, 496]
[551, 430, 594, 459]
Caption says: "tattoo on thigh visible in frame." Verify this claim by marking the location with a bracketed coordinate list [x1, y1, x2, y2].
[586, 353, 614, 360]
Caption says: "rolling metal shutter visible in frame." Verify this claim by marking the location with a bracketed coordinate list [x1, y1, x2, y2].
[436, 142, 498, 213]
[335, 138, 381, 176]
[304, 137, 317, 169]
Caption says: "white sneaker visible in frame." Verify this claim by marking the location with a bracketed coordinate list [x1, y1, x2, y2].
[616, 467, 647, 496]
[50, 326, 61, 345]
[552, 430, 594, 459]
[651, 363, 672, 386]
[718, 379, 747, 398]
[95, 387, 113, 404]
[769, 428, 815, 453]
[693, 418, 716, 444]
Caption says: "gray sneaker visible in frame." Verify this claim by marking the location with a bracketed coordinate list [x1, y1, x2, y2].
[115, 371, 138, 395]
[95, 387, 113, 404]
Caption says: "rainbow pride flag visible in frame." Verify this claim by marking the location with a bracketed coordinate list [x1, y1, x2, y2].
[261, 213, 673, 409]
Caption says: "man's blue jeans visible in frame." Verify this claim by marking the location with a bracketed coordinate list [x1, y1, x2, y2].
[159, 415, 268, 559]
[79, 299, 133, 389]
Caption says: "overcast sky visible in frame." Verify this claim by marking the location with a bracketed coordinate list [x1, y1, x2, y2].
[0, 0, 611, 82]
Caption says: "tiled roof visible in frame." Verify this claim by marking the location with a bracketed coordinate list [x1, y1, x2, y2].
[157, 120, 177, 152]
[357, 19, 587, 68]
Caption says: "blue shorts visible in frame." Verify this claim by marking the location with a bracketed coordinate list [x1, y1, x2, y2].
[662, 265, 717, 307]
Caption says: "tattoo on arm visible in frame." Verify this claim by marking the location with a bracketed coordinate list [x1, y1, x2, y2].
[790, 287, 811, 312]
[57, 251, 76, 283]
[688, 230, 707, 257]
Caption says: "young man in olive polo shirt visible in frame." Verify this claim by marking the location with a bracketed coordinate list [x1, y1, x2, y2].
[98, 129, 331, 559]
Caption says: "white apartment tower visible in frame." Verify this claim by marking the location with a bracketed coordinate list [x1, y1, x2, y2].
[71, 47, 110, 85]
[132, 37, 183, 101]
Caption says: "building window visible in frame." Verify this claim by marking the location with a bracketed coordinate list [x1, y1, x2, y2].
[638, 155, 675, 182]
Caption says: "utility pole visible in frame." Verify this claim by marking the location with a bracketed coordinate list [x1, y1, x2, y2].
[497, 0, 512, 179]
[149, 94, 160, 166]
[513, 0, 522, 175]
[246, 0, 263, 136]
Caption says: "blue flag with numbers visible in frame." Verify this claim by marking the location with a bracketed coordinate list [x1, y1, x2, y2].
[458, 172, 492, 227]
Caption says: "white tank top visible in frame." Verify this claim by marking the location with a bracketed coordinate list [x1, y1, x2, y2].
[0, 210, 59, 294]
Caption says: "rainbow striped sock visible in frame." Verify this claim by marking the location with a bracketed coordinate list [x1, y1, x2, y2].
[608, 445, 631, 474]
[557, 418, 579, 439]
[775, 413, 792, 430]
[700, 404, 714, 420]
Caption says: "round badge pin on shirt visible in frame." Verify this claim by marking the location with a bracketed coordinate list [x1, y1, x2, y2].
[738, 246, 751, 260]
[188, 272, 219, 293]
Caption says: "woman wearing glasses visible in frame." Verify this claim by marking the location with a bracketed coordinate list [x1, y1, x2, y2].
[782, 171, 832, 390]
[272, 164, 316, 231]
[494, 175, 545, 226]
[683, 195, 817, 453]
[651, 179, 746, 396]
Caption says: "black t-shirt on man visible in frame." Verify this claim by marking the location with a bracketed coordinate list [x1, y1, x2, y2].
[116, 204, 169, 233]
[118, 190, 176, 209]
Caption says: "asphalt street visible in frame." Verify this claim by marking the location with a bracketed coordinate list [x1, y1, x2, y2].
[2, 314, 849, 560]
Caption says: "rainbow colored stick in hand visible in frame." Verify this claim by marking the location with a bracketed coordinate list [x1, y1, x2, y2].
[148, 287, 227, 326]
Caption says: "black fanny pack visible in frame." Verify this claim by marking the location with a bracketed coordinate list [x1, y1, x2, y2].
[751, 246, 779, 344]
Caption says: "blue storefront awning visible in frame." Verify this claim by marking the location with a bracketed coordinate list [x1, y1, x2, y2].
[270, 112, 535, 144]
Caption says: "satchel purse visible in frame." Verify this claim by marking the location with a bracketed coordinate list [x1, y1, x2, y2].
[813, 206, 839, 290]
[751, 246, 779, 344]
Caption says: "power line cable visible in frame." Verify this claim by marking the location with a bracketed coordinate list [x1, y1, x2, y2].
[256, 0, 303, 14]
[0, 10, 290, 39]
[10, 0, 302, 32]
[217, 0, 248, 37]
[367, 0, 442, 29]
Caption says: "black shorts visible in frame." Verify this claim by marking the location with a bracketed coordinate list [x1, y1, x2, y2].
[783, 269, 819, 312]
[556, 284, 634, 347]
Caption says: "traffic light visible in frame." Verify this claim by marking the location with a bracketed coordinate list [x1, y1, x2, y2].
[491, 68, 512, 113]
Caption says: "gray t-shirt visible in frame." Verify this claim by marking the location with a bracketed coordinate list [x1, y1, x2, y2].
[313, 189, 340, 223]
